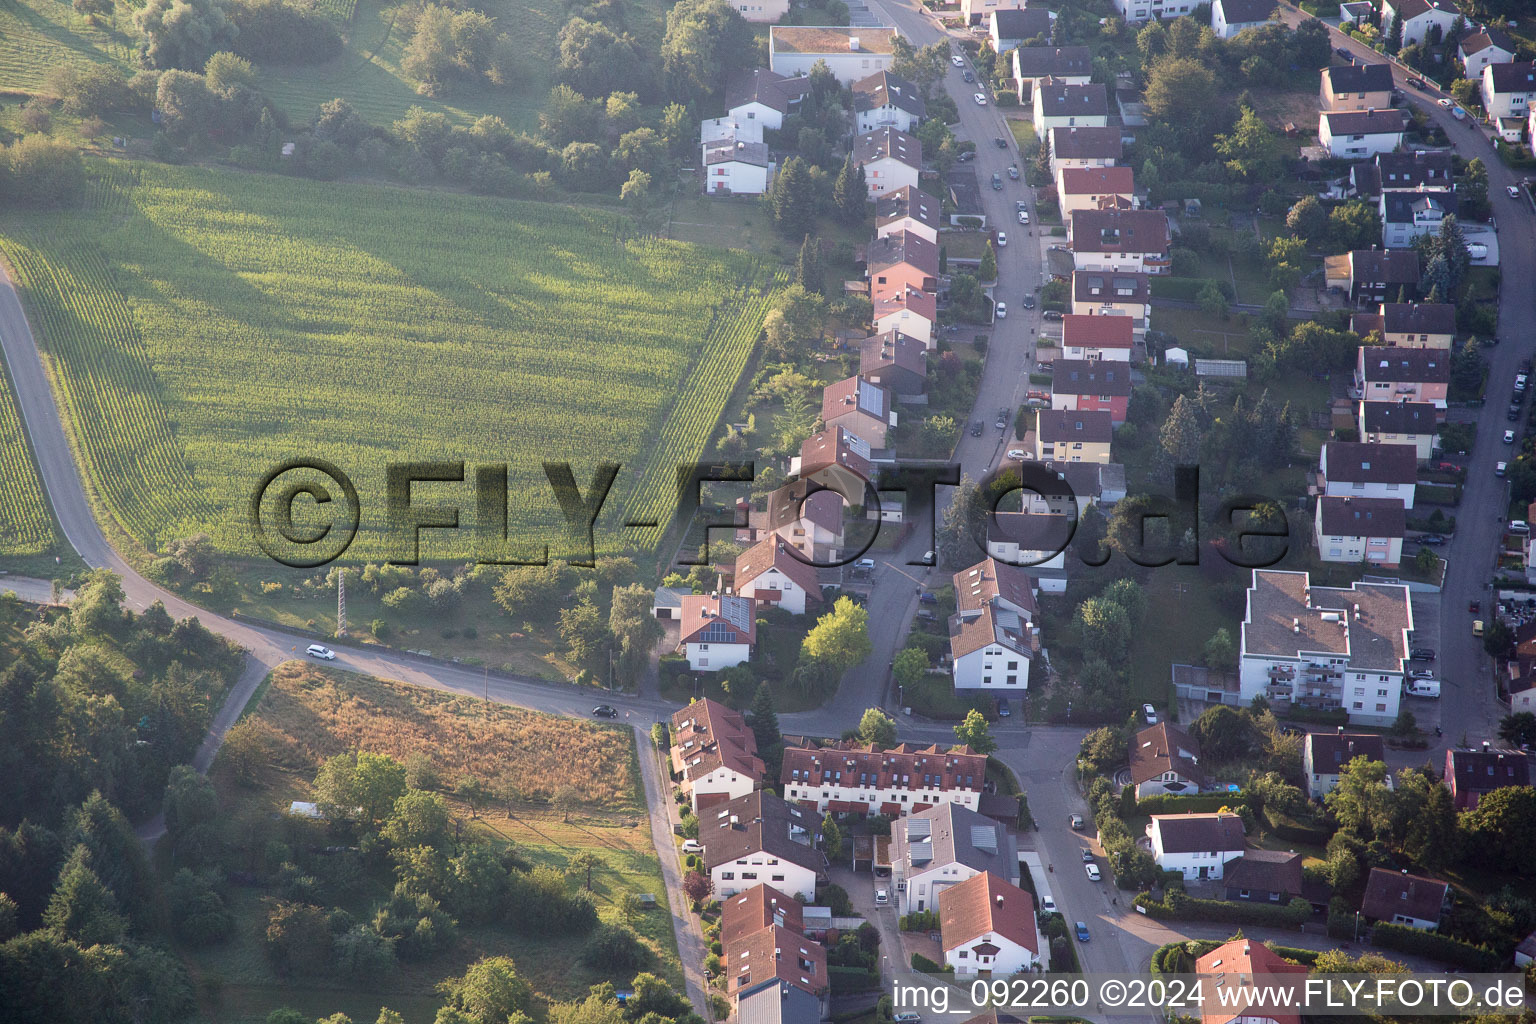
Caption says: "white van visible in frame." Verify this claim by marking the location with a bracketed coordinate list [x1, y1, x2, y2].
[306, 644, 336, 660]
[1509, 520, 1530, 535]
[1404, 679, 1442, 698]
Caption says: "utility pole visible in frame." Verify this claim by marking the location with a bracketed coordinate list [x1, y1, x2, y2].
[336, 571, 347, 637]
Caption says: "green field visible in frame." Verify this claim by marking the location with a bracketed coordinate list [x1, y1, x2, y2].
[0, 161, 780, 563]
[0, 350, 59, 560]
[0, 0, 134, 96]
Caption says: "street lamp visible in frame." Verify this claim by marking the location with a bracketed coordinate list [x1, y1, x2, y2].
[1353, 911, 1361, 943]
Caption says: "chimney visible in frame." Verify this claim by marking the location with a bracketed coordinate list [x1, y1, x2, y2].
[849, 35, 861, 51]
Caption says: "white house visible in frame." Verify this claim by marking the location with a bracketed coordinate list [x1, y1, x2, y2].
[703, 125, 773, 195]
[1238, 569, 1414, 726]
[990, 8, 1054, 53]
[852, 127, 923, 198]
[1069, 208, 1171, 275]
[1211, 0, 1278, 38]
[875, 185, 942, 245]
[1382, 0, 1460, 47]
[949, 557, 1040, 689]
[726, 69, 812, 131]
[731, 0, 790, 23]
[755, 480, 845, 562]
[985, 513, 1071, 593]
[1482, 61, 1536, 121]
[1358, 400, 1437, 460]
[701, 115, 763, 150]
[700, 791, 825, 900]
[733, 536, 822, 615]
[939, 872, 1040, 975]
[1319, 441, 1417, 509]
[888, 803, 1019, 916]
[1147, 813, 1248, 880]
[1355, 347, 1450, 410]
[1319, 109, 1407, 159]
[1302, 730, 1386, 799]
[1116, 0, 1198, 24]
[1380, 189, 1454, 248]
[873, 287, 936, 347]
[768, 27, 900, 85]
[1130, 723, 1207, 799]
[1033, 78, 1109, 137]
[960, 0, 1024, 25]
[1013, 46, 1093, 96]
[1314, 495, 1406, 568]
[1460, 28, 1517, 80]
[1049, 126, 1122, 173]
[852, 69, 925, 134]
[678, 594, 756, 671]
[780, 740, 987, 816]
[671, 698, 766, 812]
[1362, 868, 1448, 930]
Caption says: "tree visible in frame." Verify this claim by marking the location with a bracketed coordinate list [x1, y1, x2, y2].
[1214, 105, 1282, 181]
[821, 813, 843, 860]
[1500, 712, 1536, 747]
[682, 870, 711, 905]
[795, 234, 822, 293]
[1197, 280, 1228, 317]
[582, 923, 650, 971]
[559, 598, 610, 671]
[439, 956, 535, 1024]
[1143, 57, 1217, 131]
[1079, 727, 1127, 776]
[1191, 705, 1257, 764]
[749, 683, 781, 752]
[1483, 619, 1515, 658]
[565, 850, 604, 891]
[313, 751, 408, 824]
[163, 764, 220, 866]
[1159, 394, 1203, 466]
[954, 709, 996, 755]
[133, 0, 236, 69]
[858, 707, 898, 748]
[1204, 627, 1237, 672]
[1286, 195, 1329, 245]
[1325, 756, 1397, 844]
[770, 156, 817, 237]
[43, 845, 126, 946]
[610, 583, 662, 688]
[802, 596, 872, 676]
[1328, 200, 1379, 252]
[979, 240, 997, 282]
[660, 0, 753, 103]
[383, 788, 454, 847]
[557, 17, 644, 98]
[1460, 785, 1536, 867]
[833, 153, 867, 224]
[939, 474, 989, 568]
[1403, 782, 1458, 871]
[1075, 597, 1131, 661]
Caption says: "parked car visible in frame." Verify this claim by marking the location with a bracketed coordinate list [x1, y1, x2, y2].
[1505, 429, 1516, 444]
[1410, 668, 1436, 680]
[1042, 310, 1063, 321]
[1085, 863, 1102, 882]
[1509, 408, 1521, 422]
[1517, 374, 1528, 391]
[1497, 461, 1509, 477]
[1417, 534, 1444, 546]
[974, 92, 988, 105]
[592, 704, 618, 718]
[1474, 620, 1485, 637]
[1438, 97, 1453, 108]
[994, 137, 1008, 149]
[1470, 600, 1481, 614]
[1410, 647, 1436, 660]
[682, 839, 703, 853]
[894, 1015, 921, 1024]
[1452, 106, 1468, 120]
[956, 150, 976, 162]
[1006, 448, 1026, 460]
[1021, 295, 1036, 309]
[1075, 921, 1091, 942]
[916, 609, 936, 621]
[875, 889, 890, 906]
[1335, 46, 1351, 57]
[1008, 165, 1020, 180]
[962, 70, 974, 82]
[306, 644, 336, 660]
[991, 173, 1003, 190]
[995, 302, 1008, 318]
[1142, 703, 1158, 724]
[996, 698, 1010, 718]
[1510, 186, 1523, 199]
[996, 410, 1009, 429]
[1408, 78, 1427, 89]
[1069, 814, 1085, 830]
[1017, 209, 1030, 224]
[971, 421, 984, 437]
[997, 232, 1007, 246]
[1081, 848, 1094, 863]
[951, 54, 964, 67]
[919, 592, 938, 605]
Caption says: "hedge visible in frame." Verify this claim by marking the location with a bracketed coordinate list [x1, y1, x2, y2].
[1135, 792, 1247, 816]
[911, 952, 953, 974]
[1370, 922, 1501, 971]
[1152, 939, 1317, 974]
[1134, 891, 1311, 928]
[900, 910, 939, 932]
[830, 965, 882, 992]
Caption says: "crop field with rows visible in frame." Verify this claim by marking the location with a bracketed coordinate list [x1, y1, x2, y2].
[0, 161, 777, 563]
[0, 356, 57, 559]
[0, 0, 132, 97]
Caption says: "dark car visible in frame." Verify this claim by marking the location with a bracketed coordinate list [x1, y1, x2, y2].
[971, 420, 983, 437]
[1042, 310, 1063, 321]
[991, 172, 1003, 190]
[1470, 601, 1481, 614]
[1411, 647, 1435, 661]
[592, 705, 618, 718]
[1510, 408, 1522, 422]
[956, 150, 976, 162]
[1021, 295, 1036, 309]
[919, 592, 938, 605]
[1409, 77, 1428, 89]
[1335, 46, 1352, 58]
[996, 698, 1010, 718]
[1417, 535, 1444, 546]
[962, 70, 974, 82]
[994, 137, 1008, 149]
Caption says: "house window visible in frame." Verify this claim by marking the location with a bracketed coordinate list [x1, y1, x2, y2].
[772, 874, 785, 882]
[721, 872, 735, 880]
[741, 872, 758, 880]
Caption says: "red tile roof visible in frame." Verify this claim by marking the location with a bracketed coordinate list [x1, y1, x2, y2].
[722, 884, 806, 947]
[1061, 313, 1134, 348]
[860, 330, 928, 377]
[953, 557, 1038, 616]
[781, 741, 985, 796]
[1195, 940, 1307, 1024]
[671, 698, 766, 784]
[727, 923, 827, 997]
[1060, 166, 1134, 196]
[799, 426, 873, 482]
[939, 871, 1038, 956]
[734, 536, 822, 603]
[1130, 722, 1206, 786]
[1361, 867, 1448, 925]
[821, 374, 892, 428]
[873, 286, 937, 321]
[1068, 208, 1170, 254]
[679, 594, 757, 646]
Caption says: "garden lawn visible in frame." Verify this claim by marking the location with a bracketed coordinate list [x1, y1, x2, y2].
[0, 161, 780, 564]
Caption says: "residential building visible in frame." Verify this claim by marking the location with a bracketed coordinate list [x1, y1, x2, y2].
[701, 792, 825, 900]
[1319, 441, 1417, 508]
[1238, 569, 1414, 725]
[1460, 27, 1517, 79]
[1314, 495, 1407, 568]
[1147, 813, 1247, 880]
[1358, 400, 1437, 460]
[1060, 311, 1136, 360]
[1049, 359, 1131, 424]
[1351, 150, 1454, 197]
[679, 594, 757, 671]
[723, 884, 804, 947]
[822, 375, 896, 448]
[1319, 109, 1408, 159]
[702, 118, 772, 195]
[873, 287, 936, 346]
[960, 0, 1024, 25]
[990, 9, 1054, 53]
[1028, 460, 1127, 512]
[1057, 166, 1136, 218]
[734, 537, 822, 615]
[1070, 272, 1150, 338]
[736, 981, 821, 1024]
[1117, 0, 1198, 24]
[1323, 248, 1420, 305]
[1049, 125, 1122, 173]
[1354, 301, 1456, 349]
[1130, 722, 1206, 799]
[1445, 744, 1531, 810]
[1223, 851, 1305, 905]
[1320, 63, 1395, 111]
[859, 330, 928, 395]
[875, 185, 942, 245]
[940, 873, 1040, 976]
[1339, 1, 1373, 25]
[1355, 346, 1450, 409]
[1381, 0, 1460, 48]
[1035, 409, 1113, 463]
[729, 0, 790, 23]
[852, 127, 922, 197]
[726, 924, 827, 1001]
[985, 513, 1070, 590]
[1195, 940, 1308, 1024]
[768, 27, 899, 84]
[780, 740, 987, 816]
[755, 480, 845, 562]
[949, 556, 1041, 687]
[1482, 61, 1536, 120]
[1033, 79, 1109, 136]
[726, 68, 813, 130]
[1211, 0, 1278, 38]
[867, 230, 939, 295]
[1303, 730, 1387, 799]
[888, 802, 1019, 915]
[1013, 46, 1093, 98]
[670, 698, 766, 812]
[853, 69, 926, 133]
[796, 426, 873, 499]
[1380, 189, 1455, 248]
[1361, 867, 1448, 930]
[1068, 208, 1172, 275]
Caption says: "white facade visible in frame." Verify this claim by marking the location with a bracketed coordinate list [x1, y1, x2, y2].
[1320, 113, 1405, 159]
[1148, 825, 1244, 881]
[1116, 0, 1197, 23]
[736, 565, 813, 615]
[981, 542, 1066, 593]
[861, 155, 920, 198]
[732, 0, 790, 23]
[728, 99, 786, 131]
[683, 638, 751, 672]
[1033, 92, 1110, 137]
[960, 0, 1024, 22]
[1211, 0, 1278, 39]
[781, 778, 982, 816]
[711, 857, 818, 902]
[1314, 517, 1405, 569]
[1483, 62, 1536, 121]
[769, 29, 899, 85]
[1321, 475, 1415, 510]
[691, 764, 762, 810]
[705, 156, 771, 195]
[1070, 248, 1164, 276]
[944, 930, 1039, 976]
[1461, 38, 1516, 79]
[1383, 0, 1460, 47]
[950, 641, 1033, 690]
[874, 305, 933, 345]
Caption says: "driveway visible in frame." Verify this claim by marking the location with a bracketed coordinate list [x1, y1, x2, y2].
[832, 863, 907, 979]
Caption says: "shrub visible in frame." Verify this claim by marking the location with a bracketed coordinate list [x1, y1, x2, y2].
[910, 952, 949, 973]
[227, 0, 343, 64]
[582, 923, 650, 971]
[1371, 922, 1499, 970]
[1135, 891, 1311, 929]
[900, 910, 938, 932]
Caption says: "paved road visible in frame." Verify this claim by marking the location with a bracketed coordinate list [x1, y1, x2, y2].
[1294, 7, 1530, 746]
